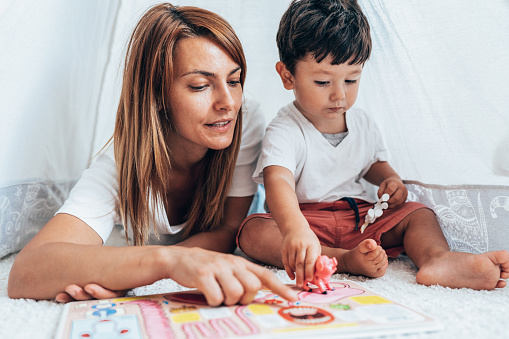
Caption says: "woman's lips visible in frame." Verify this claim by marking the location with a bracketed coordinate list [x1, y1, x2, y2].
[206, 119, 233, 132]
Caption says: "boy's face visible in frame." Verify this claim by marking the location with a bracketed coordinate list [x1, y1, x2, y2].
[277, 54, 362, 133]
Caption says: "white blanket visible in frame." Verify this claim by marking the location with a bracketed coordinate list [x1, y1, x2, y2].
[1, 250, 508, 339]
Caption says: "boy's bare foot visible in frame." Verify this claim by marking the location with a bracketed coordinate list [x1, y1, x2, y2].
[338, 239, 388, 278]
[416, 250, 509, 290]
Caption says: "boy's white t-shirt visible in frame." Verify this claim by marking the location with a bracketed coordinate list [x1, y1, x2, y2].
[57, 98, 265, 244]
[253, 102, 388, 204]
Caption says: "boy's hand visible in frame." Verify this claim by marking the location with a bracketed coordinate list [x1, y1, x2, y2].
[378, 177, 407, 208]
[281, 227, 321, 288]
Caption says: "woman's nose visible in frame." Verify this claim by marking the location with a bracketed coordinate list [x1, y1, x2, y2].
[214, 84, 235, 112]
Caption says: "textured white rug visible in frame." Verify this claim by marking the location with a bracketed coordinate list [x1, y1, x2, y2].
[1, 247, 508, 339]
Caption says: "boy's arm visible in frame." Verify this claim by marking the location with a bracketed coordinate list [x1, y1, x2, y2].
[363, 161, 408, 207]
[263, 165, 321, 287]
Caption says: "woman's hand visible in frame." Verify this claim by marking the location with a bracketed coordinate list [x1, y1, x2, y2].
[378, 177, 408, 208]
[55, 284, 127, 303]
[167, 247, 298, 306]
[280, 227, 321, 289]
[55, 247, 298, 306]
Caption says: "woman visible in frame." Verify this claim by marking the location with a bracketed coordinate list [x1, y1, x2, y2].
[8, 3, 297, 306]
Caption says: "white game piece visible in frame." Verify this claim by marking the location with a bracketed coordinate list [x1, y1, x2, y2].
[360, 194, 390, 233]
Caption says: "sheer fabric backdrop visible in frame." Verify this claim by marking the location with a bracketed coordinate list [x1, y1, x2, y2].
[0, 0, 120, 256]
[0, 0, 508, 258]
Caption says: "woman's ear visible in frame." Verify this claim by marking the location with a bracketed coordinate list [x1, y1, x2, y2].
[275, 61, 295, 90]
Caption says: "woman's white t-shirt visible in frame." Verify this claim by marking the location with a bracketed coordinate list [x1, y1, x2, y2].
[57, 98, 265, 244]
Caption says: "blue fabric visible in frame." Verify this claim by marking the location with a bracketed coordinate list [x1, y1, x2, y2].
[247, 184, 267, 215]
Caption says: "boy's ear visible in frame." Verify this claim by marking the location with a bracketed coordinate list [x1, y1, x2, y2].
[275, 61, 294, 90]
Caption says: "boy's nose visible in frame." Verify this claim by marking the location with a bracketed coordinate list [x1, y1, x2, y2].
[330, 85, 346, 102]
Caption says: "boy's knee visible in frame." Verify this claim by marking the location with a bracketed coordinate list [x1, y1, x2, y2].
[237, 218, 253, 247]
[408, 208, 436, 222]
[238, 218, 277, 248]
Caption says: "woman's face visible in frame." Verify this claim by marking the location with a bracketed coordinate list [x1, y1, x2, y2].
[168, 36, 243, 157]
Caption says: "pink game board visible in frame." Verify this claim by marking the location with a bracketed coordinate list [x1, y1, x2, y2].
[55, 280, 442, 338]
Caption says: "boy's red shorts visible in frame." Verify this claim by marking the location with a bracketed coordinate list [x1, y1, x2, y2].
[237, 199, 430, 258]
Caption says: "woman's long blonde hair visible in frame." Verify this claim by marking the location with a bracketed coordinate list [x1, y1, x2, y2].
[113, 3, 246, 245]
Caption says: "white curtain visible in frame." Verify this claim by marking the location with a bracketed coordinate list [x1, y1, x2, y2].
[356, 1, 509, 254]
[1, 0, 508, 258]
[0, 0, 120, 256]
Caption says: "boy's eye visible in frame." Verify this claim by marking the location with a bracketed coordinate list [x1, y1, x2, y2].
[314, 81, 329, 86]
[345, 79, 358, 84]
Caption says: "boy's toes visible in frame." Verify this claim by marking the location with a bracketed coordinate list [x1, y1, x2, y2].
[358, 239, 378, 254]
[364, 245, 386, 262]
[496, 280, 507, 289]
[372, 249, 388, 265]
[373, 260, 388, 277]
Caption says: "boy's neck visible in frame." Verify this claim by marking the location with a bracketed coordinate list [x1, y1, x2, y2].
[294, 101, 348, 134]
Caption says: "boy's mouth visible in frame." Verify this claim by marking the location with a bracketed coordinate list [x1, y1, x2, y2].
[328, 107, 343, 113]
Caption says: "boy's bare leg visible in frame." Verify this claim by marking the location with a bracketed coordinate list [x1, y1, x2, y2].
[238, 218, 388, 278]
[238, 218, 285, 267]
[381, 208, 509, 290]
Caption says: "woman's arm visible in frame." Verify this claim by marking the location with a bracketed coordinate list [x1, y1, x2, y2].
[8, 214, 168, 299]
[54, 195, 254, 302]
[8, 213, 298, 305]
[55, 195, 255, 302]
[176, 195, 253, 253]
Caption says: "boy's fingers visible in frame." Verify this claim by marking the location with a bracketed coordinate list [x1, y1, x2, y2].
[385, 182, 398, 197]
[295, 250, 307, 287]
[282, 251, 295, 280]
[377, 184, 387, 199]
[285, 266, 295, 280]
[305, 248, 319, 284]
[390, 187, 408, 207]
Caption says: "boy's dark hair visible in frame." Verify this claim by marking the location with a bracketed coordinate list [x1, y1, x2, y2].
[277, 0, 371, 74]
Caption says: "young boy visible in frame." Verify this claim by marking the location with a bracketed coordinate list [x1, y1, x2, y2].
[237, 0, 509, 291]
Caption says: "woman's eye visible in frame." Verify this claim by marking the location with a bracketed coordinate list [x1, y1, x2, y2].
[314, 81, 329, 86]
[189, 85, 208, 91]
[228, 80, 241, 87]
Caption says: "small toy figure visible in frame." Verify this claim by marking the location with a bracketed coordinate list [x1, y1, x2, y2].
[306, 255, 338, 294]
[360, 193, 390, 233]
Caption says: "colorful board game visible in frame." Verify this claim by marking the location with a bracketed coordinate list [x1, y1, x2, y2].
[55, 280, 442, 338]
